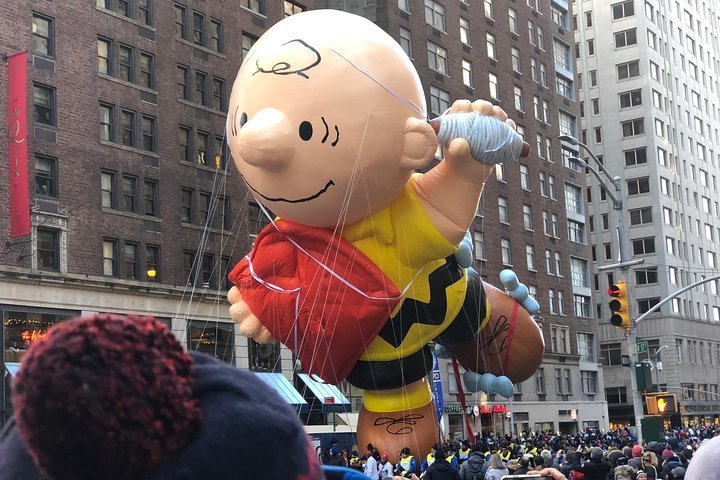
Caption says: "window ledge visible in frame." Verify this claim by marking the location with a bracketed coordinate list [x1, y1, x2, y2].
[95, 6, 156, 31]
[101, 207, 162, 223]
[98, 73, 158, 95]
[174, 37, 227, 59]
[239, 5, 267, 19]
[181, 222, 233, 236]
[179, 160, 229, 175]
[177, 98, 227, 117]
[99, 140, 159, 157]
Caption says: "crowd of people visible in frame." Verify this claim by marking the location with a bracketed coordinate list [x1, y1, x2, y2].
[321, 426, 720, 480]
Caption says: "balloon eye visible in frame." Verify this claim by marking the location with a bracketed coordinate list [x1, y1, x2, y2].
[239, 112, 248, 127]
[299, 121, 313, 141]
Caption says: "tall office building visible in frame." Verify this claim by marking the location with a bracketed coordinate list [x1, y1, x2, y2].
[321, 0, 608, 436]
[575, 0, 720, 427]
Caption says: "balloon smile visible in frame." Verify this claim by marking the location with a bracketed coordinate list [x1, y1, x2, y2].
[244, 177, 335, 203]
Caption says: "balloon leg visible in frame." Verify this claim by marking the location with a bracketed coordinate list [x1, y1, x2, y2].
[357, 379, 440, 464]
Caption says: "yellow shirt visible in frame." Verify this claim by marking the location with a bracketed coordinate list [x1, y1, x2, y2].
[342, 175, 473, 361]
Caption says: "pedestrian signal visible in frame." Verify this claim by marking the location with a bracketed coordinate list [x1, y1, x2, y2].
[608, 281, 631, 331]
[646, 394, 677, 415]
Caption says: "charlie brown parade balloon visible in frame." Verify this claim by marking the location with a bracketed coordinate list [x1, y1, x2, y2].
[226, 10, 544, 459]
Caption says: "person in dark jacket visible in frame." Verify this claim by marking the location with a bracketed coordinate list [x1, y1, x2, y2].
[560, 450, 582, 478]
[424, 447, 462, 480]
[660, 454, 681, 480]
[459, 446, 485, 480]
[578, 447, 611, 480]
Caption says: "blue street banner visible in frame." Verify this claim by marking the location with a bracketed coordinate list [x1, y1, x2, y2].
[432, 349, 444, 426]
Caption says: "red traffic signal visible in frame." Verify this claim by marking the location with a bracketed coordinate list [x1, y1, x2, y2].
[608, 281, 630, 331]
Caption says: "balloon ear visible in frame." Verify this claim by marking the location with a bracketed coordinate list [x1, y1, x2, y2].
[400, 117, 438, 171]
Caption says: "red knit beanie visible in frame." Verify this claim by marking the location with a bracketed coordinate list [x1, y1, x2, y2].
[12, 314, 200, 480]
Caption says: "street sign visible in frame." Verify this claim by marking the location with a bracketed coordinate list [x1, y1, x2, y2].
[635, 337, 643, 344]
[637, 341, 649, 354]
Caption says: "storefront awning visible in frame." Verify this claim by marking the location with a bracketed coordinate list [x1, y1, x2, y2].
[255, 372, 309, 413]
[297, 373, 351, 413]
[4, 362, 20, 377]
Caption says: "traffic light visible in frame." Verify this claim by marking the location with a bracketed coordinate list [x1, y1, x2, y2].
[608, 281, 631, 331]
[646, 394, 677, 415]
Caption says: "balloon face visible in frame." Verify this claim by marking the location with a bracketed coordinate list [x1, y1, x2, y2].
[227, 10, 429, 228]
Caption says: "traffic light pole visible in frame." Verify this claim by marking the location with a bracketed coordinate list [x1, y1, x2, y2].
[565, 139, 645, 442]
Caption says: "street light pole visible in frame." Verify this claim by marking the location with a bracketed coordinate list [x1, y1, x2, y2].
[562, 136, 645, 442]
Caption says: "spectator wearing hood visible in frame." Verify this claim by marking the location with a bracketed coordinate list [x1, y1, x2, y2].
[578, 447, 611, 480]
[661, 453, 681, 480]
[459, 445, 485, 480]
[628, 445, 644, 470]
[424, 447, 461, 480]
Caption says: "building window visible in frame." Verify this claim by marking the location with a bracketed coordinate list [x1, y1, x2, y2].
[399, 27, 412, 58]
[568, 220, 586, 244]
[200, 253, 214, 287]
[612, 0, 635, 20]
[501, 238, 512, 265]
[101, 170, 116, 209]
[32, 13, 54, 57]
[627, 177, 650, 195]
[614, 28, 637, 48]
[33, 83, 56, 127]
[188, 320, 235, 364]
[209, 19, 223, 52]
[424, 0, 445, 31]
[146, 245, 160, 281]
[212, 77, 225, 111]
[122, 175, 138, 213]
[181, 188, 194, 223]
[462, 60, 473, 88]
[629, 207, 652, 225]
[621, 118, 644, 137]
[248, 202, 270, 236]
[240, 0, 265, 15]
[486, 33, 497, 60]
[214, 136, 227, 169]
[99, 103, 114, 141]
[142, 115, 156, 152]
[192, 11, 205, 46]
[498, 197, 509, 223]
[199, 192, 211, 225]
[619, 89, 642, 108]
[137, 0, 152, 25]
[577, 333, 595, 362]
[553, 39, 572, 71]
[177, 65, 189, 99]
[526, 244, 536, 270]
[183, 251, 196, 285]
[536, 368, 545, 394]
[509, 8, 519, 34]
[103, 239, 118, 276]
[174, 4, 187, 38]
[194, 71, 207, 105]
[123, 242, 139, 279]
[37, 228, 59, 271]
[523, 204, 533, 231]
[601, 343, 622, 366]
[241, 33, 257, 58]
[179, 125, 191, 162]
[489, 73, 499, 100]
[484, 0, 493, 19]
[617, 60, 640, 79]
[514, 86, 524, 111]
[139, 52, 154, 89]
[624, 147, 647, 166]
[427, 41, 448, 75]
[473, 231, 485, 260]
[196, 131, 209, 166]
[570, 257, 589, 287]
[284, 1, 305, 16]
[397, 0, 410, 12]
[565, 183, 583, 215]
[144, 179, 157, 216]
[249, 339, 282, 372]
[98, 37, 112, 75]
[459, 17, 470, 45]
[120, 109, 135, 147]
[35, 155, 58, 198]
[118, 44, 133, 82]
[429, 86, 450, 117]
[581, 371, 597, 394]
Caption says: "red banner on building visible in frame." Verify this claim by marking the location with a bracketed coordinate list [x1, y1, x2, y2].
[8, 51, 30, 237]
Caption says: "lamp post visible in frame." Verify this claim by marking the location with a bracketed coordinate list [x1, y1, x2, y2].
[561, 134, 646, 442]
[651, 345, 670, 393]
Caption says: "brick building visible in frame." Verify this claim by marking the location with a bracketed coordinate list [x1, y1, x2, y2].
[1, 0, 605, 436]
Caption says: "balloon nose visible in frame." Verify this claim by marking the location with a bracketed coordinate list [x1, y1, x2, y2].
[235, 108, 293, 171]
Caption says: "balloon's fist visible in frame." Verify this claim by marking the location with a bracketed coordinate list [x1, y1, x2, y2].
[227, 287, 277, 343]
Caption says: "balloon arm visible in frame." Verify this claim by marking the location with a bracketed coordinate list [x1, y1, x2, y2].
[500, 269, 540, 315]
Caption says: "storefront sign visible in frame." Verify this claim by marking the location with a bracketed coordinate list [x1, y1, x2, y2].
[479, 404, 507, 414]
[7, 51, 30, 237]
[443, 404, 462, 413]
[21, 329, 48, 343]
